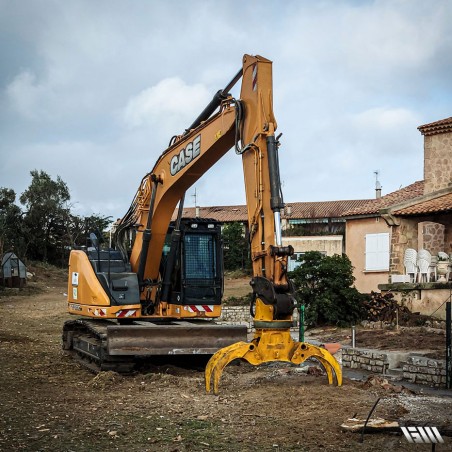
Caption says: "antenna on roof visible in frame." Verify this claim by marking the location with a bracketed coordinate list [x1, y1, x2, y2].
[374, 170, 382, 199]
[192, 187, 200, 217]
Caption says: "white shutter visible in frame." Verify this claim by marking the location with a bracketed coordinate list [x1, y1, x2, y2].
[365, 233, 389, 271]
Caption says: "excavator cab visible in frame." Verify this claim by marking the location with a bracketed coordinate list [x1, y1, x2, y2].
[161, 218, 223, 308]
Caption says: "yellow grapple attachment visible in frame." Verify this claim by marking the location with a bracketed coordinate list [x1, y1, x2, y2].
[205, 301, 342, 394]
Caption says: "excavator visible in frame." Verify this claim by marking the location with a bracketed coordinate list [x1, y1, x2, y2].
[63, 54, 342, 394]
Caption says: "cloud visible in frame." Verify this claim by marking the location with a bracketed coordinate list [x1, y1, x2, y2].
[122, 77, 210, 130]
[0, 0, 451, 218]
[6, 70, 53, 119]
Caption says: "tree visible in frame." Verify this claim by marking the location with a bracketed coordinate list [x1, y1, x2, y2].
[0, 188, 26, 257]
[222, 222, 250, 271]
[67, 213, 112, 248]
[20, 170, 71, 263]
[289, 251, 365, 326]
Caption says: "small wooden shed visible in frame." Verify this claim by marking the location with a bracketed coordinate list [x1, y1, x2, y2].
[0, 252, 27, 288]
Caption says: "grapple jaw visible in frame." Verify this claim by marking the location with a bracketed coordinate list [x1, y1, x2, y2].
[205, 327, 342, 394]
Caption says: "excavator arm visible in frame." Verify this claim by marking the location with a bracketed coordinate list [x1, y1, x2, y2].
[115, 55, 295, 318]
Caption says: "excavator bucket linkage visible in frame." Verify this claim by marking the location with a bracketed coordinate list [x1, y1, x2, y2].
[205, 327, 342, 395]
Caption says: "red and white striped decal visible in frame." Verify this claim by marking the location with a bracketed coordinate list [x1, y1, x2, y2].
[187, 305, 214, 313]
[116, 309, 137, 318]
[94, 308, 107, 317]
[252, 63, 258, 91]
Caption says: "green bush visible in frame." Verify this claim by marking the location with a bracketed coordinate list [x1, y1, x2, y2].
[289, 251, 365, 327]
[222, 222, 250, 271]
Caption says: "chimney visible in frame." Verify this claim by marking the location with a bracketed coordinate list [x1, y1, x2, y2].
[195, 206, 200, 217]
[418, 117, 452, 195]
[374, 171, 382, 199]
[375, 181, 382, 199]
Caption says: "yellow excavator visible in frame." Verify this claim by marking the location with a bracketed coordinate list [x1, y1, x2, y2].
[63, 54, 341, 393]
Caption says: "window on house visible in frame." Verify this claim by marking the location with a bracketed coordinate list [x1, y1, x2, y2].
[288, 251, 326, 272]
[365, 233, 390, 271]
[289, 252, 305, 272]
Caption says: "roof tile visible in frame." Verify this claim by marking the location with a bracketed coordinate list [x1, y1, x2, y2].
[342, 181, 425, 216]
[173, 199, 372, 222]
[394, 192, 452, 216]
[418, 117, 452, 136]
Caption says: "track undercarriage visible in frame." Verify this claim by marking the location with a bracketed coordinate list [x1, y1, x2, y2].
[62, 319, 247, 374]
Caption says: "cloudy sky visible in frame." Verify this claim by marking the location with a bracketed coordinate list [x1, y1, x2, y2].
[1, 0, 451, 220]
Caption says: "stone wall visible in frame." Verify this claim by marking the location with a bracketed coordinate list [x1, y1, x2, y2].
[219, 305, 299, 333]
[342, 348, 389, 374]
[389, 218, 419, 275]
[342, 346, 447, 388]
[424, 132, 452, 195]
[418, 221, 445, 255]
[402, 356, 446, 387]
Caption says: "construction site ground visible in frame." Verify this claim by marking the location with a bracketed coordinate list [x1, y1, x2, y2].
[1, 266, 451, 451]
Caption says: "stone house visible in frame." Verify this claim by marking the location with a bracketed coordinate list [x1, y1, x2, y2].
[343, 116, 452, 298]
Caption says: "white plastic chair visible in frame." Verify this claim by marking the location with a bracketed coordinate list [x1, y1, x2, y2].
[417, 258, 430, 283]
[403, 248, 417, 283]
[417, 249, 432, 282]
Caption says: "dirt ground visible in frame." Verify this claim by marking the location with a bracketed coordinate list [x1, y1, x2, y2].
[1, 268, 452, 451]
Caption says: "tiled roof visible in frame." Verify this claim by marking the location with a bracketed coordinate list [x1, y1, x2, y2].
[342, 181, 425, 216]
[418, 117, 452, 136]
[393, 192, 452, 216]
[285, 200, 372, 219]
[172, 205, 248, 222]
[173, 199, 372, 222]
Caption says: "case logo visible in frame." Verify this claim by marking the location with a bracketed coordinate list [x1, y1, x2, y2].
[170, 135, 201, 176]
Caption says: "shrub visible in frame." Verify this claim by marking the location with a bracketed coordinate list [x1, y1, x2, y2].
[289, 251, 366, 326]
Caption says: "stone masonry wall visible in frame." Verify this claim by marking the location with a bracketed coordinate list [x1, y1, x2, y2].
[402, 356, 447, 387]
[342, 346, 447, 388]
[219, 305, 299, 333]
[390, 218, 419, 275]
[418, 221, 445, 255]
[342, 348, 389, 374]
[424, 132, 452, 194]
